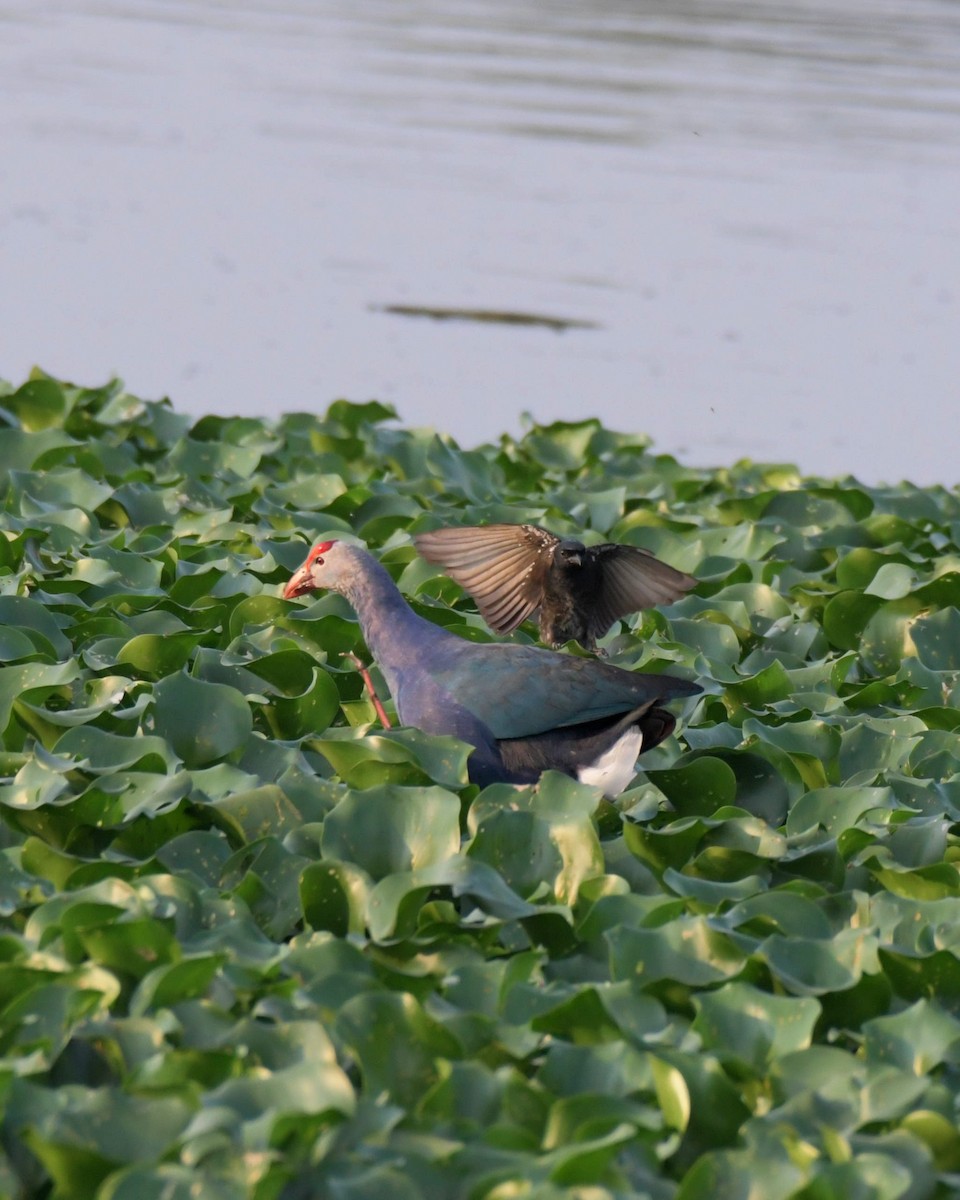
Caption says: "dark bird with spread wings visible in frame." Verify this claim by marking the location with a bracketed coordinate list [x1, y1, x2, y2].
[414, 523, 697, 652]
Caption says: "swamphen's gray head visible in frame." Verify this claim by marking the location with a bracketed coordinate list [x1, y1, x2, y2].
[283, 539, 358, 600]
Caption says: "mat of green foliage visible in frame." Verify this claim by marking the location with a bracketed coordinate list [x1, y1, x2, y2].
[1, 372, 960, 1200]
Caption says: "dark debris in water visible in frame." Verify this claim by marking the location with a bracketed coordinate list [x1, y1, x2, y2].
[372, 302, 600, 331]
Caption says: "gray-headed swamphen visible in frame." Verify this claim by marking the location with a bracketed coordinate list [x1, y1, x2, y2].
[414, 523, 696, 652]
[284, 540, 700, 796]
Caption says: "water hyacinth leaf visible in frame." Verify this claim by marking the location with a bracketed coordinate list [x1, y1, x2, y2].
[863, 561, 916, 599]
[13, 1083, 192, 1196]
[0, 849, 52, 913]
[760, 931, 871, 996]
[3, 376, 69, 430]
[0, 980, 105, 1067]
[99, 1165, 247, 1200]
[911, 607, 960, 671]
[15, 675, 145, 742]
[838, 719, 922, 781]
[365, 855, 541, 940]
[645, 757, 737, 818]
[901, 1111, 960, 1172]
[222, 837, 311, 939]
[53, 726, 173, 774]
[207, 1055, 356, 1128]
[336, 991, 461, 1107]
[321, 784, 461, 879]
[312, 727, 471, 789]
[0, 626, 37, 662]
[376, 727, 472, 789]
[676, 1140, 806, 1200]
[165, 436, 263, 481]
[0, 660, 81, 733]
[544, 1123, 639, 1185]
[300, 859, 371, 936]
[728, 659, 793, 707]
[467, 795, 604, 906]
[522, 419, 602, 471]
[130, 953, 228, 1015]
[117, 633, 200, 677]
[822, 590, 885, 650]
[863, 1000, 960, 1075]
[268, 666, 341, 739]
[72, 546, 165, 591]
[836, 546, 888, 589]
[0, 595, 74, 659]
[154, 830, 233, 886]
[211, 784, 307, 843]
[622, 815, 709, 874]
[859, 597, 923, 674]
[527, 986, 635, 1046]
[742, 716, 841, 764]
[311, 732, 432, 787]
[151, 671, 253, 767]
[650, 1048, 751, 1164]
[786, 786, 894, 837]
[700, 750, 790, 825]
[692, 983, 821, 1072]
[666, 617, 742, 666]
[227, 593, 293, 639]
[607, 919, 743, 989]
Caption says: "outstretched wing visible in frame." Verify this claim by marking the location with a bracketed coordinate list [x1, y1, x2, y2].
[414, 524, 556, 633]
[588, 545, 697, 637]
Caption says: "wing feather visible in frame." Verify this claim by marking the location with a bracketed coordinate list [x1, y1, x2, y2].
[414, 525, 556, 633]
[588, 546, 697, 637]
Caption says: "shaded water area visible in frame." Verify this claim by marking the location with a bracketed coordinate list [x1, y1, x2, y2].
[2, 0, 959, 482]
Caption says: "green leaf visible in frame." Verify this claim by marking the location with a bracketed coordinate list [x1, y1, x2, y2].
[607, 918, 744, 989]
[863, 1000, 960, 1074]
[760, 930, 871, 995]
[0, 595, 73, 659]
[865, 561, 916, 599]
[321, 784, 461, 880]
[646, 757, 738, 817]
[300, 859, 371, 936]
[100, 1165, 246, 1200]
[0, 660, 81, 734]
[787, 785, 895, 837]
[911, 607, 960, 670]
[117, 633, 200, 677]
[269, 665, 341, 739]
[693, 983, 821, 1072]
[468, 778, 604, 905]
[13, 1081, 192, 1196]
[4, 377, 68, 430]
[152, 671, 253, 767]
[336, 991, 461, 1106]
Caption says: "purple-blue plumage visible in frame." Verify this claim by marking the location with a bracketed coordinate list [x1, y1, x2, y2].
[284, 541, 700, 795]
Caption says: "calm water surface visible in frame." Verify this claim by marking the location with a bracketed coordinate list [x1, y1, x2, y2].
[1, 0, 959, 482]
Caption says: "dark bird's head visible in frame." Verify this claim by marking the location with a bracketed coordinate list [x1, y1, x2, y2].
[554, 539, 585, 568]
[283, 540, 355, 599]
